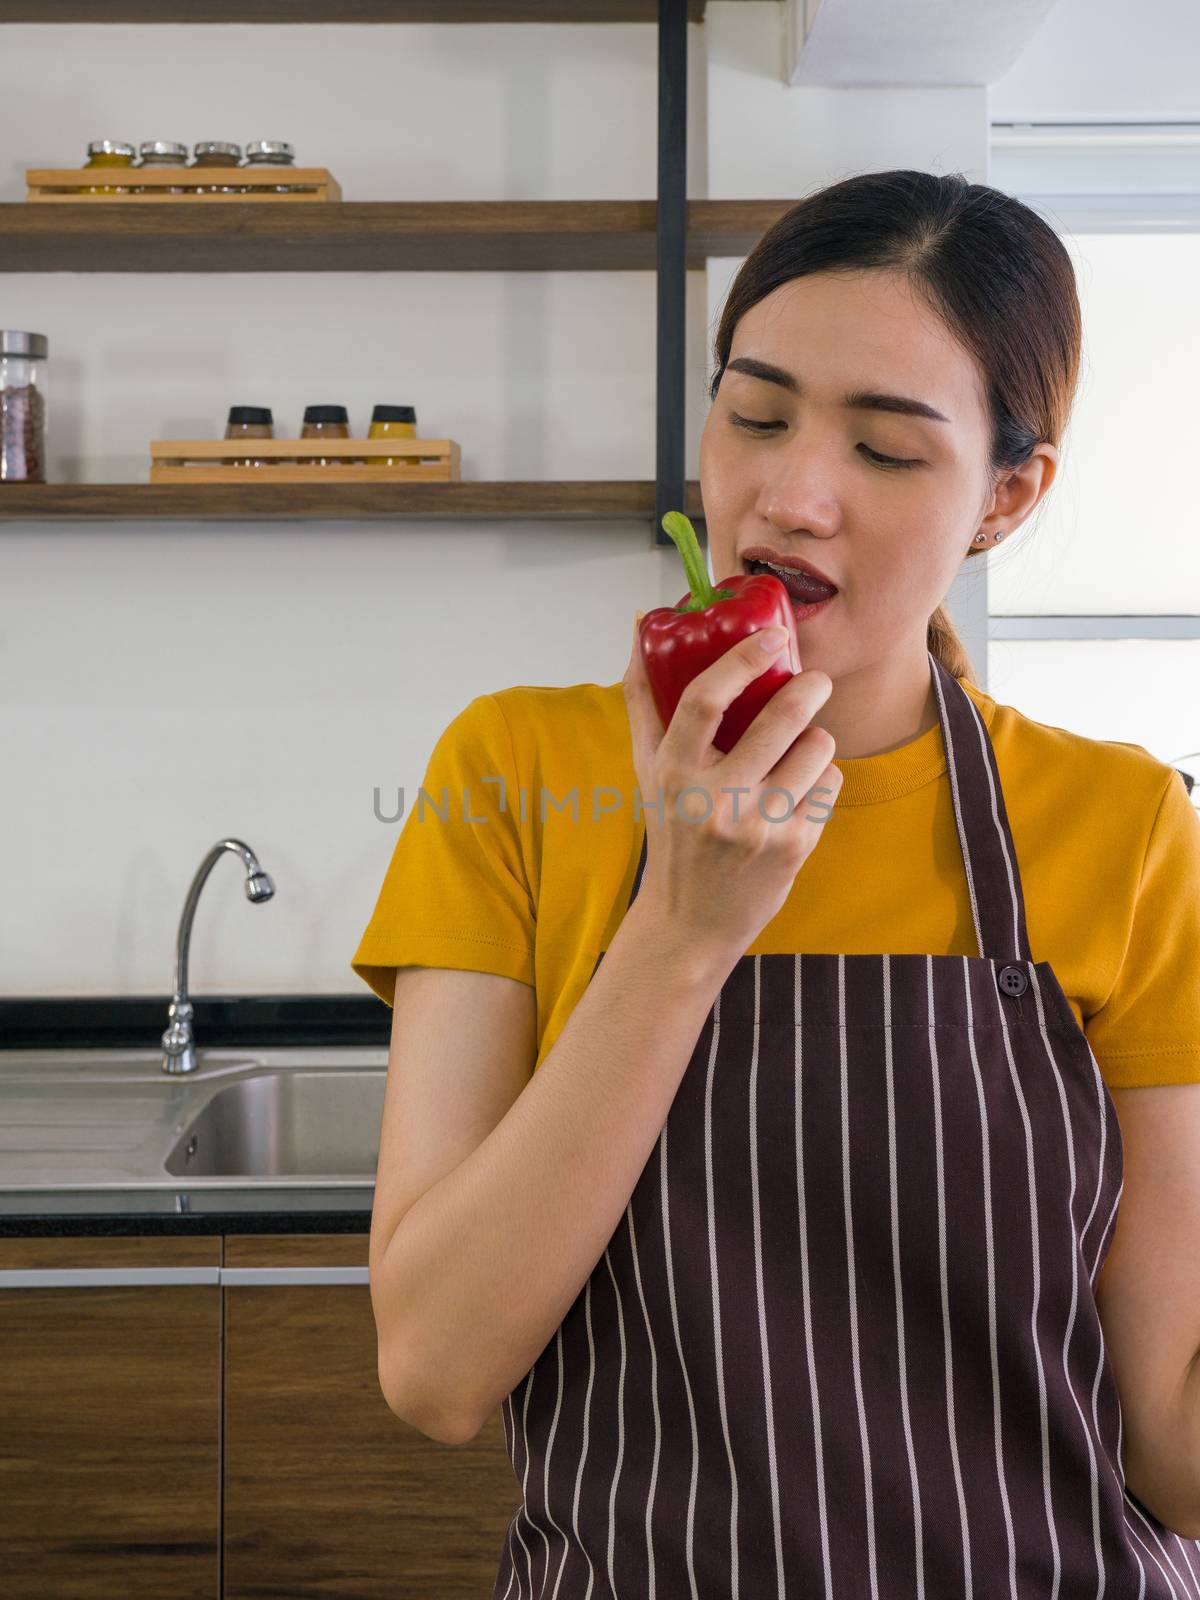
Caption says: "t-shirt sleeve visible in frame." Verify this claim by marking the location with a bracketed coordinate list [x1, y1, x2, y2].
[350, 693, 536, 1006]
[1086, 767, 1200, 1088]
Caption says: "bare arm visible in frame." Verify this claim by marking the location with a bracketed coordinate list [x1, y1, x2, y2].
[371, 896, 735, 1445]
[1095, 1083, 1200, 1536]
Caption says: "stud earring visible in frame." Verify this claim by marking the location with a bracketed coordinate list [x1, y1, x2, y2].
[972, 529, 1005, 545]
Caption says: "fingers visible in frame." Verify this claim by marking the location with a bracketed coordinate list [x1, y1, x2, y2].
[660, 626, 791, 766]
[764, 726, 841, 826]
[718, 668, 833, 789]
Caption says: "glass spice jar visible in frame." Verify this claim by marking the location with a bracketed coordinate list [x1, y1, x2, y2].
[366, 404, 416, 468]
[190, 142, 243, 195]
[224, 406, 276, 468]
[83, 140, 136, 195]
[244, 140, 297, 195]
[300, 405, 355, 466]
[135, 140, 189, 196]
[0, 331, 49, 484]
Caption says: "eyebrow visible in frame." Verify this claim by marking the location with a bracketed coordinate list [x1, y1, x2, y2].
[724, 356, 952, 424]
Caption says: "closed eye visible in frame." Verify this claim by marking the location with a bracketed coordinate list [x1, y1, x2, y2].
[727, 412, 922, 470]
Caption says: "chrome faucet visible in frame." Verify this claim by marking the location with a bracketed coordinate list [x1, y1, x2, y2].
[161, 838, 275, 1075]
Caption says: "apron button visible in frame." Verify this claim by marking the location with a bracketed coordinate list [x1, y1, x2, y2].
[997, 964, 1029, 997]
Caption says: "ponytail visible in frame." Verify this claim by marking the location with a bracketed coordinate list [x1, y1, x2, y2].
[927, 603, 977, 684]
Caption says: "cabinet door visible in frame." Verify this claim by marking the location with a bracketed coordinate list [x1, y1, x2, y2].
[223, 1233, 519, 1600]
[0, 1235, 221, 1599]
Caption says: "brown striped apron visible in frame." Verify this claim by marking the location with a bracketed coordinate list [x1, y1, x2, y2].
[491, 648, 1200, 1598]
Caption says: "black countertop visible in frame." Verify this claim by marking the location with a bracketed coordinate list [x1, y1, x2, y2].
[0, 1209, 370, 1237]
[0, 992, 391, 1051]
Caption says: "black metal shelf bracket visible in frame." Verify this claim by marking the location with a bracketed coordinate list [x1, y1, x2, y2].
[655, 0, 689, 547]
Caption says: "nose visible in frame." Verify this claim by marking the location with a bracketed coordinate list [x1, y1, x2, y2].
[753, 435, 843, 540]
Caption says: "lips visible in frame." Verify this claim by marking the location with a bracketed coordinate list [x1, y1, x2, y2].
[742, 553, 839, 604]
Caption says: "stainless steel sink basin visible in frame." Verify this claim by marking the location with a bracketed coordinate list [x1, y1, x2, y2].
[165, 1070, 386, 1179]
[0, 1046, 389, 1215]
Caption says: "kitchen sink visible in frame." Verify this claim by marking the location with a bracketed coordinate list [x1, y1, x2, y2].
[0, 1046, 390, 1214]
[165, 1069, 386, 1179]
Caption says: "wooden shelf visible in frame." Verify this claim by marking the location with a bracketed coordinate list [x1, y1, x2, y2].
[0, 481, 707, 523]
[0, 0, 710, 17]
[0, 199, 792, 273]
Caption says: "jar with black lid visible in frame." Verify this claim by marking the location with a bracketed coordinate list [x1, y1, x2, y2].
[367, 404, 416, 468]
[244, 140, 296, 194]
[301, 404, 355, 466]
[136, 140, 189, 195]
[224, 405, 276, 467]
[190, 141, 243, 194]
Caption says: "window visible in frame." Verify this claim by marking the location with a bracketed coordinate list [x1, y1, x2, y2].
[985, 123, 1200, 785]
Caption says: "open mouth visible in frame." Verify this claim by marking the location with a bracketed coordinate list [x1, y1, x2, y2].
[744, 557, 839, 607]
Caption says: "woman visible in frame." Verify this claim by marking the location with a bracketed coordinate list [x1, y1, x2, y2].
[353, 169, 1200, 1596]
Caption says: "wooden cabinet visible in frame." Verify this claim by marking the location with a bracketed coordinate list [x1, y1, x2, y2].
[0, 1229, 520, 1597]
[0, 1235, 221, 1599]
[223, 1232, 519, 1599]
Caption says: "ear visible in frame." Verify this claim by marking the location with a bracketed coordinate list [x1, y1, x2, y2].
[978, 442, 1060, 539]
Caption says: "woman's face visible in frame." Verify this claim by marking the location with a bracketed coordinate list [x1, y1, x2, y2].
[699, 267, 1042, 676]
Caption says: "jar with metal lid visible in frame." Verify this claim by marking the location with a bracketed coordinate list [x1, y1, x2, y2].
[301, 404, 355, 466]
[244, 140, 296, 194]
[83, 140, 136, 195]
[0, 331, 48, 484]
[190, 141, 243, 195]
[367, 404, 416, 468]
[224, 406, 276, 468]
[135, 140, 189, 196]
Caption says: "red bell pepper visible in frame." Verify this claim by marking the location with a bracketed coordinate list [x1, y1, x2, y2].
[639, 511, 800, 754]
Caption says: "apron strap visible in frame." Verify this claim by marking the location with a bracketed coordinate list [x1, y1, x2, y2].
[930, 650, 1033, 964]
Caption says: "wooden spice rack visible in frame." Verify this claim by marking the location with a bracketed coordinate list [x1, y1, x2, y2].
[149, 436, 459, 484]
[26, 167, 342, 203]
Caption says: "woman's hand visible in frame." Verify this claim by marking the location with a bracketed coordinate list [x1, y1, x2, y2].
[622, 615, 842, 964]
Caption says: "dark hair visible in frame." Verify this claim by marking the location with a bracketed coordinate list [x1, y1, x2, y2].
[708, 169, 1082, 684]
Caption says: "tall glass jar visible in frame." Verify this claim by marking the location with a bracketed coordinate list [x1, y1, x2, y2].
[0, 331, 48, 484]
[136, 140, 189, 196]
[244, 140, 296, 195]
[83, 140, 136, 195]
[190, 142, 243, 195]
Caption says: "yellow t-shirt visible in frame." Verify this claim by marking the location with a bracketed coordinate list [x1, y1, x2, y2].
[350, 675, 1200, 1090]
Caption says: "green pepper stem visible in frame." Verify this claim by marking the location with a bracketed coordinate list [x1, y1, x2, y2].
[661, 511, 718, 611]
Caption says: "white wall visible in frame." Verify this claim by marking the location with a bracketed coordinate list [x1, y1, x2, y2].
[1, 5, 990, 997]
